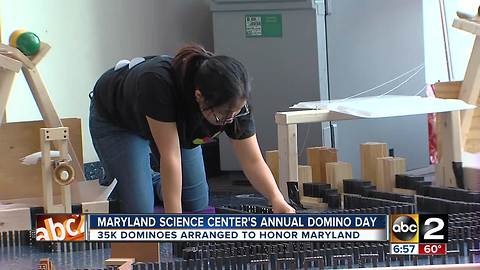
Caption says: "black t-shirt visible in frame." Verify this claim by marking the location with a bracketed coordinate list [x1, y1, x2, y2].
[92, 55, 255, 149]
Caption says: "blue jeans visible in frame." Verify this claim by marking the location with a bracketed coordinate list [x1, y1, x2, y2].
[89, 99, 209, 213]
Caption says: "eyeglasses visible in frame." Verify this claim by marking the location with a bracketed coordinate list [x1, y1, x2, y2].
[211, 104, 250, 125]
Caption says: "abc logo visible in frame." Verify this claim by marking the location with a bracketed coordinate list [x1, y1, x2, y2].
[391, 215, 418, 242]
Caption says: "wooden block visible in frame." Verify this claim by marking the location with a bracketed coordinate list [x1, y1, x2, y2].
[265, 150, 279, 185]
[300, 196, 328, 210]
[392, 187, 416, 196]
[298, 165, 312, 200]
[325, 162, 353, 193]
[105, 258, 135, 267]
[376, 157, 406, 192]
[360, 142, 388, 185]
[0, 118, 82, 200]
[0, 207, 31, 232]
[307, 147, 337, 183]
[82, 201, 109, 214]
[111, 243, 159, 263]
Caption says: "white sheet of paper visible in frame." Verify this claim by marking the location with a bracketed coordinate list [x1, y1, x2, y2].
[291, 96, 476, 118]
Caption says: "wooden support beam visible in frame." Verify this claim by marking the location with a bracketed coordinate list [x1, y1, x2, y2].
[275, 110, 358, 125]
[22, 67, 86, 182]
[0, 43, 34, 69]
[360, 142, 388, 184]
[307, 147, 337, 183]
[278, 123, 298, 200]
[298, 165, 312, 201]
[265, 150, 279, 186]
[0, 68, 17, 124]
[435, 111, 463, 188]
[325, 161, 353, 193]
[458, 35, 480, 145]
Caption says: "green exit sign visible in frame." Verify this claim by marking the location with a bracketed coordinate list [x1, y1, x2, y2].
[245, 14, 282, 38]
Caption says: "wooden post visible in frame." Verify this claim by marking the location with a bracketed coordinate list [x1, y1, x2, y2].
[325, 161, 353, 193]
[376, 157, 406, 192]
[360, 142, 388, 184]
[0, 54, 21, 125]
[278, 123, 298, 200]
[307, 147, 337, 183]
[265, 150, 279, 185]
[41, 127, 72, 213]
[298, 165, 312, 200]
[435, 111, 463, 188]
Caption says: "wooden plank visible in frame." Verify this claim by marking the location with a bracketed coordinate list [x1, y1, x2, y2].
[453, 17, 480, 35]
[0, 53, 22, 72]
[30, 42, 50, 66]
[458, 36, 480, 145]
[0, 207, 31, 232]
[22, 67, 86, 181]
[275, 110, 359, 125]
[360, 142, 388, 184]
[111, 243, 160, 263]
[0, 118, 83, 200]
[278, 124, 298, 200]
[0, 69, 16, 124]
[435, 111, 462, 188]
[325, 161, 353, 193]
[433, 81, 462, 97]
[298, 165, 312, 200]
[265, 150, 279, 186]
[0, 43, 34, 69]
[307, 147, 337, 183]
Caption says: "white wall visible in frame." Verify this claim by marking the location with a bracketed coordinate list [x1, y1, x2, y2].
[1, 0, 213, 162]
[423, 0, 479, 83]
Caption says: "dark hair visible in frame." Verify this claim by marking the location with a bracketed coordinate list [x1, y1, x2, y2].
[172, 44, 250, 110]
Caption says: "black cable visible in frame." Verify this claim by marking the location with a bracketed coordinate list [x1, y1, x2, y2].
[323, 0, 336, 148]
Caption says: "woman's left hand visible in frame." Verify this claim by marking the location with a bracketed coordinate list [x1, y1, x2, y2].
[271, 196, 296, 213]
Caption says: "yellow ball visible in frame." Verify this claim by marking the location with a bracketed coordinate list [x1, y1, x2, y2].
[9, 29, 27, 47]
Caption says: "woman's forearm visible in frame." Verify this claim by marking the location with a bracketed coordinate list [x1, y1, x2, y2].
[242, 157, 284, 202]
[160, 157, 183, 213]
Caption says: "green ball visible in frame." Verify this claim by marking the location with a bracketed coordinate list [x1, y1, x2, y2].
[16, 32, 40, 56]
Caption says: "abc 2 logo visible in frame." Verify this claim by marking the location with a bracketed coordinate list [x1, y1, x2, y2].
[390, 214, 448, 243]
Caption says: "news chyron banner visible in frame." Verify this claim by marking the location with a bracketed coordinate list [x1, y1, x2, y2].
[86, 214, 387, 242]
[35, 214, 388, 242]
[36, 214, 85, 241]
[390, 214, 448, 256]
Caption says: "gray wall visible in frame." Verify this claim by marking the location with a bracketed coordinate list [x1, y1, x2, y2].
[326, 0, 428, 175]
[1, 0, 213, 162]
